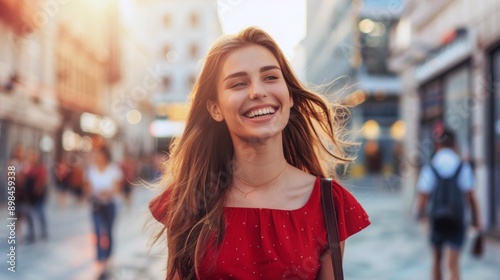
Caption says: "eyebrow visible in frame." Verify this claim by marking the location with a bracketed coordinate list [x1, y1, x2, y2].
[223, 65, 281, 82]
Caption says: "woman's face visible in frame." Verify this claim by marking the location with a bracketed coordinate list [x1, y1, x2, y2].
[209, 45, 293, 142]
[93, 150, 107, 166]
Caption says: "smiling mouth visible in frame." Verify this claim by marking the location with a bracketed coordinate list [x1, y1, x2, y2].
[244, 107, 277, 118]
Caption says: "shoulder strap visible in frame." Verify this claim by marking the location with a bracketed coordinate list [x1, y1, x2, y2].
[452, 162, 463, 180]
[429, 164, 440, 180]
[321, 178, 344, 280]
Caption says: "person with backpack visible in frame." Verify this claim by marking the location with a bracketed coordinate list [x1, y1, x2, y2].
[417, 128, 482, 280]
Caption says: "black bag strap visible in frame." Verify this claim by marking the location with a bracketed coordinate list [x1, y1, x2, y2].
[429, 162, 463, 180]
[429, 164, 440, 180]
[320, 178, 344, 280]
[452, 162, 463, 179]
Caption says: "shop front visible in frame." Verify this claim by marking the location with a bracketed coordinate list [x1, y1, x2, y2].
[56, 108, 119, 159]
[415, 30, 474, 168]
[418, 63, 473, 165]
[488, 45, 500, 235]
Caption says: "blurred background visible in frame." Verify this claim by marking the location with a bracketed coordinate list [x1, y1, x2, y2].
[0, 0, 499, 279]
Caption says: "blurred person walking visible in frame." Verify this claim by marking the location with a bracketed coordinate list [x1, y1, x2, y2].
[8, 143, 26, 183]
[8, 144, 31, 242]
[84, 146, 123, 279]
[138, 155, 155, 182]
[24, 150, 49, 242]
[417, 128, 482, 280]
[69, 161, 85, 204]
[119, 154, 137, 207]
[54, 154, 71, 207]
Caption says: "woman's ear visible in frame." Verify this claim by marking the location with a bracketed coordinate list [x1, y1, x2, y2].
[289, 93, 294, 108]
[207, 100, 224, 122]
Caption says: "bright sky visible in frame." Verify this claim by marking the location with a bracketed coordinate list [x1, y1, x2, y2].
[217, 0, 306, 58]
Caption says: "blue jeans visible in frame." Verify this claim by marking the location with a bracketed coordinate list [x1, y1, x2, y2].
[91, 202, 116, 261]
[24, 201, 47, 242]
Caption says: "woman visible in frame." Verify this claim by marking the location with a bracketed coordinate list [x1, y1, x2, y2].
[24, 150, 48, 242]
[84, 146, 123, 278]
[150, 27, 370, 279]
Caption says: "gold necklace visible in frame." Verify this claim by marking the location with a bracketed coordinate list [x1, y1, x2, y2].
[233, 162, 288, 197]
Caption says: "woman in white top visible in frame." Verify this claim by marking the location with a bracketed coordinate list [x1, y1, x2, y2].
[84, 146, 123, 278]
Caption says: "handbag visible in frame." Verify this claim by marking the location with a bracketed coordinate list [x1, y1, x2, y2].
[471, 231, 484, 258]
[321, 178, 344, 280]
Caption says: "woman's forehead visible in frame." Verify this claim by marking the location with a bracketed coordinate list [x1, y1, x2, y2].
[220, 45, 279, 76]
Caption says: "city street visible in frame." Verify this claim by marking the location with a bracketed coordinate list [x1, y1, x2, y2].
[1, 177, 499, 279]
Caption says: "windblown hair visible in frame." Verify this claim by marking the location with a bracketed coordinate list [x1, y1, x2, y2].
[150, 27, 354, 279]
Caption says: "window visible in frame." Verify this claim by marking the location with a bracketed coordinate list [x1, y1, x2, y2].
[189, 43, 199, 59]
[189, 12, 199, 27]
[491, 47, 500, 229]
[162, 76, 171, 90]
[162, 45, 171, 57]
[444, 66, 472, 158]
[163, 14, 172, 28]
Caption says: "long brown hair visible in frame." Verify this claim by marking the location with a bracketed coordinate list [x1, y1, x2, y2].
[151, 27, 353, 279]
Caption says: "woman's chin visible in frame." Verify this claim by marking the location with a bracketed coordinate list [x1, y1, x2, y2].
[236, 129, 283, 144]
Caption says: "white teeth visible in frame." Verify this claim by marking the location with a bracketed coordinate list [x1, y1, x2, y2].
[246, 107, 276, 118]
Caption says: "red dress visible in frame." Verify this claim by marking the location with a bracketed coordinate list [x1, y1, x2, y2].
[151, 177, 370, 279]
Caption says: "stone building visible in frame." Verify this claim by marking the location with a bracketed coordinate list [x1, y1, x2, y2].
[389, 0, 500, 236]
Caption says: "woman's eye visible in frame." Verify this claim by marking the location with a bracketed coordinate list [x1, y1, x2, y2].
[231, 82, 246, 88]
[265, 75, 278, 81]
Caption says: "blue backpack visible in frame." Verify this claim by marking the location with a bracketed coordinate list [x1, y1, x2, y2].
[428, 163, 465, 233]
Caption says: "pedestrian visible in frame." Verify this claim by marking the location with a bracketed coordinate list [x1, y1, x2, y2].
[139, 155, 155, 182]
[84, 146, 123, 279]
[417, 128, 482, 280]
[8, 143, 31, 242]
[54, 154, 71, 207]
[68, 161, 85, 204]
[120, 154, 138, 207]
[23, 150, 49, 243]
[8, 143, 25, 184]
[150, 27, 370, 279]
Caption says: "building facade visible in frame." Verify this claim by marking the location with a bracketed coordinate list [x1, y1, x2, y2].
[138, 0, 222, 152]
[0, 0, 127, 201]
[0, 0, 62, 201]
[389, 0, 500, 236]
[106, 0, 156, 159]
[302, 0, 403, 178]
[55, 0, 122, 159]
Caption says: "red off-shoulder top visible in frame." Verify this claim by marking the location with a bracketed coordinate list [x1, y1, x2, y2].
[150, 177, 370, 279]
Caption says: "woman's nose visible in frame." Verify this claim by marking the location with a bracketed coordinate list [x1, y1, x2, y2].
[249, 81, 267, 100]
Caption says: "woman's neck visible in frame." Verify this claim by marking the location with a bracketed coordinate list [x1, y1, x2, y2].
[232, 134, 288, 186]
[96, 162, 108, 172]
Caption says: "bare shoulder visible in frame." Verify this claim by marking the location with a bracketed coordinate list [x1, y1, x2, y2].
[286, 167, 317, 190]
[283, 167, 318, 205]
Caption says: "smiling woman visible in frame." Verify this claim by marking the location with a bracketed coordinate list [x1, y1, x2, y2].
[207, 45, 293, 142]
[149, 27, 370, 280]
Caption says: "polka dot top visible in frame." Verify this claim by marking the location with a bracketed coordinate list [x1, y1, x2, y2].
[151, 177, 370, 279]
